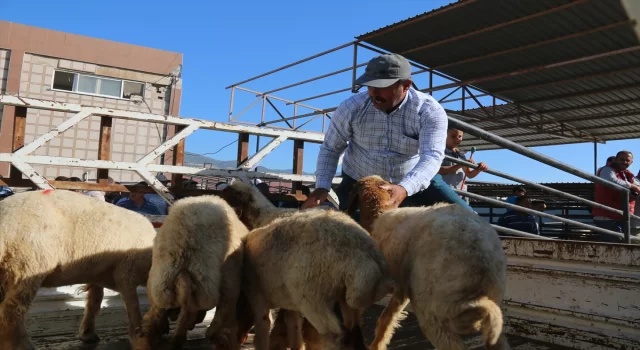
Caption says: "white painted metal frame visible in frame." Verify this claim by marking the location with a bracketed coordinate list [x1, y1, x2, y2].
[0, 95, 339, 204]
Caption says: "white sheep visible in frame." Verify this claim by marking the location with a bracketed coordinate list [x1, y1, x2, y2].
[348, 176, 510, 350]
[0, 189, 159, 350]
[134, 194, 249, 350]
[220, 181, 395, 350]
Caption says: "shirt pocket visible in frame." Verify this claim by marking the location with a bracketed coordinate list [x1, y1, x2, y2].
[390, 133, 419, 155]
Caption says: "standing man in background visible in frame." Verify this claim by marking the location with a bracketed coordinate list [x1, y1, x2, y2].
[439, 127, 488, 200]
[302, 53, 473, 212]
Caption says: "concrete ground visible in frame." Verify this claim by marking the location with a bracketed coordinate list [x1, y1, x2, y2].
[34, 305, 573, 350]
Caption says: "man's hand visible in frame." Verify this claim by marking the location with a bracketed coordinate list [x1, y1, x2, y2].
[477, 162, 488, 171]
[301, 188, 329, 209]
[379, 184, 408, 209]
[630, 184, 640, 196]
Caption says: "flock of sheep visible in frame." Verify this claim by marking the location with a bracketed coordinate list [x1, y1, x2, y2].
[0, 176, 509, 350]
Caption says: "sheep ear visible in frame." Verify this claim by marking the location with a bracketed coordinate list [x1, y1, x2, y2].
[233, 206, 243, 219]
[346, 181, 360, 216]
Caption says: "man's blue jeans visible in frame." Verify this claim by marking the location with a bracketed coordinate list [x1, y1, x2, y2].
[334, 172, 475, 219]
[592, 219, 624, 243]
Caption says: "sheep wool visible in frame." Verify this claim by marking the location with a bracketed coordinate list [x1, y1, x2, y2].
[137, 194, 249, 350]
[0, 189, 158, 350]
[350, 176, 510, 350]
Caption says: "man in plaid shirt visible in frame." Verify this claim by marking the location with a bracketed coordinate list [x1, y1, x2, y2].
[302, 53, 474, 212]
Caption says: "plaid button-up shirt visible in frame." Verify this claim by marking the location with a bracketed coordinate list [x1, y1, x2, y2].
[315, 88, 448, 196]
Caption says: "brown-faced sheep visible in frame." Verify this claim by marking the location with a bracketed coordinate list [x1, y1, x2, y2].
[0, 189, 158, 350]
[221, 181, 394, 350]
[134, 194, 249, 350]
[348, 175, 510, 350]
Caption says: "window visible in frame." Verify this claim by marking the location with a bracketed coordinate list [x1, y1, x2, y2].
[52, 70, 145, 100]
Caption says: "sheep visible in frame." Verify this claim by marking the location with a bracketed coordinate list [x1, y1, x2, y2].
[134, 194, 249, 350]
[0, 189, 159, 350]
[347, 175, 510, 350]
[220, 181, 395, 350]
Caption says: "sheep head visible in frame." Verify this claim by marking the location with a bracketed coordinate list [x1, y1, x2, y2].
[347, 175, 394, 233]
[219, 180, 275, 229]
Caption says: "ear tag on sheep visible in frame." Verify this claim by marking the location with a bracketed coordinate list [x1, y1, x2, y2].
[43, 189, 54, 195]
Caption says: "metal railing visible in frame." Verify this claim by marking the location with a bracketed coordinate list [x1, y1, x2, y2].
[448, 115, 639, 244]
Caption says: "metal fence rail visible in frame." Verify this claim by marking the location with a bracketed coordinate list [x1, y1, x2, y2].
[448, 114, 636, 244]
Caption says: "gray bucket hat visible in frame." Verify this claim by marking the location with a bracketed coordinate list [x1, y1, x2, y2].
[354, 53, 412, 88]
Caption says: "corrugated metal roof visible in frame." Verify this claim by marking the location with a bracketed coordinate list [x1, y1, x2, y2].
[357, 0, 640, 150]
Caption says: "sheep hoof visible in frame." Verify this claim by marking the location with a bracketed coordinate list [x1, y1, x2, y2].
[78, 331, 100, 344]
[209, 328, 236, 350]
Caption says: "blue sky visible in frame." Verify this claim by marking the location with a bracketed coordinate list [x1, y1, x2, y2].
[2, 0, 639, 184]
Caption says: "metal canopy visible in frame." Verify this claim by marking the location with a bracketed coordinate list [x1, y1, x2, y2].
[357, 0, 640, 150]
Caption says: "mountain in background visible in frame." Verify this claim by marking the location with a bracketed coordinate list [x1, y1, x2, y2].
[183, 151, 317, 175]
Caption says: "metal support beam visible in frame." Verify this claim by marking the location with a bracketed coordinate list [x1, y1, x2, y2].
[448, 110, 598, 143]
[265, 98, 294, 129]
[9, 106, 27, 184]
[237, 133, 250, 167]
[594, 141, 598, 175]
[485, 96, 640, 121]
[0, 153, 343, 185]
[0, 95, 326, 143]
[225, 41, 357, 88]
[401, 0, 591, 55]
[97, 117, 112, 184]
[292, 140, 304, 195]
[493, 63, 640, 96]
[420, 45, 640, 95]
[237, 135, 288, 171]
[433, 20, 635, 71]
[17, 111, 94, 156]
[139, 123, 200, 165]
[171, 125, 186, 187]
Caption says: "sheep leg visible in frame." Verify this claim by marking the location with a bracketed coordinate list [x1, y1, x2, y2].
[416, 312, 468, 350]
[284, 310, 304, 350]
[249, 295, 272, 350]
[301, 319, 324, 350]
[135, 305, 166, 350]
[235, 292, 255, 345]
[171, 308, 197, 350]
[370, 294, 410, 350]
[296, 302, 343, 350]
[206, 300, 239, 350]
[118, 285, 144, 348]
[77, 284, 104, 343]
[268, 310, 289, 350]
[0, 276, 45, 350]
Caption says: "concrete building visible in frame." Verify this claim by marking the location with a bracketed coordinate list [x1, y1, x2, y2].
[0, 20, 183, 182]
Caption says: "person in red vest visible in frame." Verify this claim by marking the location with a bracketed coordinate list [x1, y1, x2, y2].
[592, 150, 640, 242]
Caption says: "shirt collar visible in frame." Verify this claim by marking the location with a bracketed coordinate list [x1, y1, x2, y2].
[392, 88, 412, 113]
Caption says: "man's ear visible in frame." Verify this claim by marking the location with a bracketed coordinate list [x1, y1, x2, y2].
[402, 79, 413, 91]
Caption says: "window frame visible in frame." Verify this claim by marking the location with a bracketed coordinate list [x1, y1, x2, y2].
[51, 69, 146, 101]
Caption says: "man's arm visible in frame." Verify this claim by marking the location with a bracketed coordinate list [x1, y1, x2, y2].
[398, 102, 448, 196]
[314, 100, 354, 191]
[439, 164, 463, 175]
[600, 167, 633, 188]
[465, 161, 488, 179]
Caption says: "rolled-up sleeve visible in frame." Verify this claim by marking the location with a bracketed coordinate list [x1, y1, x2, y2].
[398, 102, 448, 196]
[315, 101, 353, 190]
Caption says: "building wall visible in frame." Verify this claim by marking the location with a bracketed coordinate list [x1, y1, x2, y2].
[0, 49, 8, 130]
[18, 53, 176, 182]
[0, 20, 183, 182]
